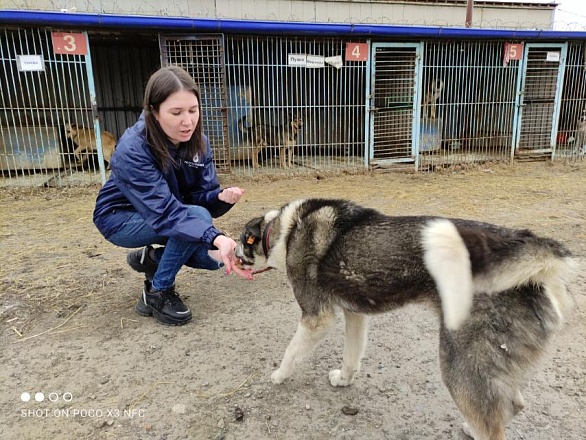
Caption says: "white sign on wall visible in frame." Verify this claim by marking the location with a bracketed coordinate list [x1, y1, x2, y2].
[288, 53, 343, 69]
[306, 55, 325, 68]
[546, 52, 560, 62]
[288, 53, 307, 66]
[16, 55, 45, 72]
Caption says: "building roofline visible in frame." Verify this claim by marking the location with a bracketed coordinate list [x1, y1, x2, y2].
[1, 9, 584, 40]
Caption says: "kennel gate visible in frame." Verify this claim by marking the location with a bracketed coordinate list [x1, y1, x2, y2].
[159, 34, 231, 173]
[514, 43, 568, 158]
[369, 42, 423, 168]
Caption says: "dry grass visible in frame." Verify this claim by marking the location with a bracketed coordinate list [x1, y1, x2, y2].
[2, 161, 585, 338]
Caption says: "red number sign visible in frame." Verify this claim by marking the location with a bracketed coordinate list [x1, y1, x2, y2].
[505, 43, 523, 61]
[51, 32, 88, 55]
[345, 43, 368, 62]
[503, 43, 524, 66]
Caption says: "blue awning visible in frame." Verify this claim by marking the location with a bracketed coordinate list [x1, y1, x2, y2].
[1, 9, 586, 40]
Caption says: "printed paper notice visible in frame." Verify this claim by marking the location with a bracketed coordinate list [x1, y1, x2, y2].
[288, 53, 307, 67]
[306, 55, 325, 68]
[16, 55, 45, 72]
[325, 55, 343, 69]
[288, 53, 341, 69]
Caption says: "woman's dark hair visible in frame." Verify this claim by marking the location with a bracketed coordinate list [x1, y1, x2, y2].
[143, 66, 204, 172]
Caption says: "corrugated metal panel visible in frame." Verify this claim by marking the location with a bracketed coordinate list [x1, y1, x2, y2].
[90, 35, 159, 140]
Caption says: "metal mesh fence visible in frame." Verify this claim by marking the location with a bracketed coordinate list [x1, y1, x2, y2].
[1, 28, 585, 187]
[222, 36, 368, 174]
[0, 28, 104, 187]
[417, 41, 520, 170]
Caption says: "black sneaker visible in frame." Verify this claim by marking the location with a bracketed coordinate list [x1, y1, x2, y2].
[127, 246, 158, 280]
[135, 280, 192, 326]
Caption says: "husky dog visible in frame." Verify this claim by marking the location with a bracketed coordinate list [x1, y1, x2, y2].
[235, 198, 576, 440]
[237, 114, 303, 168]
[64, 123, 117, 167]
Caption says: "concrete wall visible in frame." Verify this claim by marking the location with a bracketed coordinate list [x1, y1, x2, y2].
[6, 0, 556, 30]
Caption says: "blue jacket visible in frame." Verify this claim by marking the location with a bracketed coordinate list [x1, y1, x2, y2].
[93, 113, 232, 247]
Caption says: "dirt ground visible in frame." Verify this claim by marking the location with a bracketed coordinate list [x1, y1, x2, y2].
[1, 161, 585, 440]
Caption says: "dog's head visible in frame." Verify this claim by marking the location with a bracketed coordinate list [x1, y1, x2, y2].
[235, 209, 280, 269]
[64, 123, 78, 140]
[290, 115, 303, 132]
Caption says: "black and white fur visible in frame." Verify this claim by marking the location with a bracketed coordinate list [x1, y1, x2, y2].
[236, 198, 576, 440]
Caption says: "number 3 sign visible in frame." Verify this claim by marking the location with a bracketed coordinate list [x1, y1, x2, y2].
[51, 32, 88, 55]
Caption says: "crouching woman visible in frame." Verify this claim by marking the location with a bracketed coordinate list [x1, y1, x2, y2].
[93, 66, 251, 326]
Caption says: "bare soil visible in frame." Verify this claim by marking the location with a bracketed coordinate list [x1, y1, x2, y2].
[1, 161, 585, 440]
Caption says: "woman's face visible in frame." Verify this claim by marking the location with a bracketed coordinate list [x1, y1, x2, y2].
[154, 89, 200, 146]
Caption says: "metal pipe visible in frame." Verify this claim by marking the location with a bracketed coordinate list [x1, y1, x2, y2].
[465, 0, 474, 28]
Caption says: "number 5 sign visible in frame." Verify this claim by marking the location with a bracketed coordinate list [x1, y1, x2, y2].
[51, 32, 88, 55]
[345, 42, 369, 62]
[503, 42, 523, 66]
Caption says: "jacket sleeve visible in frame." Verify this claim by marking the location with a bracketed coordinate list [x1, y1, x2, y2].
[185, 136, 234, 218]
[111, 138, 223, 247]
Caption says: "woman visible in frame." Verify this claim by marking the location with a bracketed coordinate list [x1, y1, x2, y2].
[93, 66, 251, 326]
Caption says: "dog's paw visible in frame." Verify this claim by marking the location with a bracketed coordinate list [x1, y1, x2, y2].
[270, 369, 287, 384]
[329, 369, 353, 387]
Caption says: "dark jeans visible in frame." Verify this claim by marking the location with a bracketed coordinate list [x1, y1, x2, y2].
[106, 206, 222, 290]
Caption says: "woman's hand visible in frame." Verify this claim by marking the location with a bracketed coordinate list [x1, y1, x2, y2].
[212, 234, 253, 280]
[218, 187, 245, 204]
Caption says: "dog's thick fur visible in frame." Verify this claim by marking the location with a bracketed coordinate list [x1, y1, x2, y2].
[237, 115, 303, 168]
[64, 123, 117, 167]
[235, 198, 576, 440]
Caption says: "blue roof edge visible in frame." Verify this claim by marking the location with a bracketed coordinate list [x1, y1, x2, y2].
[1, 9, 585, 40]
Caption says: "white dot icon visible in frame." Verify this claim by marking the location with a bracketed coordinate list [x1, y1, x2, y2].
[21, 392, 31, 402]
[35, 392, 45, 402]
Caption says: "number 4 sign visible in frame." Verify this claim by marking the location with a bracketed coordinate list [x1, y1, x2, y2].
[51, 32, 88, 55]
[345, 42, 368, 62]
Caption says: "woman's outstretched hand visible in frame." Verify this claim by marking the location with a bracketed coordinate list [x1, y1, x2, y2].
[218, 187, 246, 205]
[212, 234, 253, 280]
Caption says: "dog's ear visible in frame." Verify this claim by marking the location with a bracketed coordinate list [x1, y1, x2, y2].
[241, 216, 264, 245]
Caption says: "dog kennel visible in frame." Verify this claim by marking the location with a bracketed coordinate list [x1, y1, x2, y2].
[1, 10, 586, 187]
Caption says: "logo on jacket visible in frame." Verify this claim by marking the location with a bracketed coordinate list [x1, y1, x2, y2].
[183, 153, 203, 168]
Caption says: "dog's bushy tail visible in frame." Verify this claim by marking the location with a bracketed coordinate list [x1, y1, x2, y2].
[421, 219, 473, 331]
